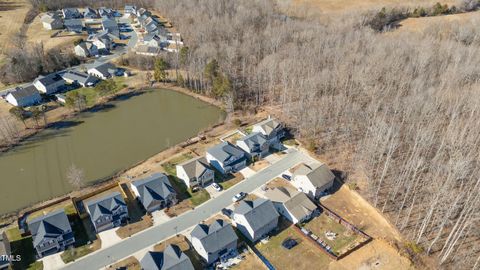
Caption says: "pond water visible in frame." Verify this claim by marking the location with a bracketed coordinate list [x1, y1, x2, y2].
[0, 89, 224, 215]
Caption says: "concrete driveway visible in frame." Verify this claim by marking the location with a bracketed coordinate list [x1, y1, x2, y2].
[98, 228, 122, 248]
[63, 150, 311, 270]
[151, 210, 171, 226]
[239, 167, 256, 178]
[40, 253, 65, 270]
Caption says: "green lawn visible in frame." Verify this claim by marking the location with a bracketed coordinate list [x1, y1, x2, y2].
[6, 227, 42, 270]
[69, 87, 98, 107]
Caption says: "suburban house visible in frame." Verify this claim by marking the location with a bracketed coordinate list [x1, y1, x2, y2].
[135, 45, 161, 56]
[236, 132, 269, 159]
[61, 70, 98, 87]
[5, 85, 42, 107]
[102, 17, 119, 38]
[130, 173, 177, 213]
[87, 62, 118, 79]
[290, 163, 335, 199]
[124, 5, 137, 16]
[99, 7, 115, 18]
[206, 142, 247, 175]
[62, 8, 82, 19]
[74, 41, 99, 57]
[83, 7, 99, 19]
[176, 156, 215, 189]
[41, 13, 63, 30]
[64, 19, 83, 33]
[85, 192, 129, 233]
[0, 233, 11, 270]
[136, 8, 151, 18]
[232, 198, 279, 242]
[140, 244, 194, 270]
[252, 117, 285, 148]
[33, 73, 65, 95]
[87, 30, 113, 52]
[190, 219, 238, 264]
[27, 209, 75, 258]
[143, 33, 165, 48]
[265, 186, 319, 224]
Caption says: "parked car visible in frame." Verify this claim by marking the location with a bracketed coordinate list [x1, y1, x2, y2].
[212, 183, 222, 191]
[232, 192, 247, 202]
[281, 174, 291, 181]
[282, 238, 298, 250]
[221, 208, 232, 217]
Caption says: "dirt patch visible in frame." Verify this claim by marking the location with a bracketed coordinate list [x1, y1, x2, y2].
[321, 183, 402, 241]
[231, 247, 268, 270]
[110, 256, 140, 270]
[116, 214, 153, 239]
[250, 159, 270, 171]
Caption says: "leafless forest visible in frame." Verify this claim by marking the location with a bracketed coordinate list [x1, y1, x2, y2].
[155, 0, 480, 268]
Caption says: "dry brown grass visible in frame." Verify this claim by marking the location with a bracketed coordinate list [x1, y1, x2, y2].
[116, 214, 153, 239]
[25, 14, 87, 52]
[0, 0, 30, 53]
[249, 159, 270, 171]
[110, 256, 141, 270]
[391, 11, 480, 33]
[231, 248, 267, 270]
[281, 0, 458, 16]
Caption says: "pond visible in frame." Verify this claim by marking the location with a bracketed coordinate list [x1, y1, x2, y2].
[0, 89, 225, 215]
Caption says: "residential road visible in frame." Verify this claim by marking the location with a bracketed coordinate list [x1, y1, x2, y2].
[62, 149, 312, 270]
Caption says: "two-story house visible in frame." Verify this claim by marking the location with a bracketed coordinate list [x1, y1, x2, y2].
[206, 142, 246, 175]
[33, 73, 65, 95]
[265, 186, 319, 224]
[5, 85, 42, 107]
[85, 192, 129, 233]
[252, 117, 285, 149]
[27, 209, 75, 258]
[236, 132, 269, 160]
[232, 198, 279, 242]
[290, 163, 335, 199]
[176, 156, 214, 189]
[190, 219, 238, 264]
[130, 173, 177, 213]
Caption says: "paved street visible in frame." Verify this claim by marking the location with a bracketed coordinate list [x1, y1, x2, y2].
[62, 150, 312, 270]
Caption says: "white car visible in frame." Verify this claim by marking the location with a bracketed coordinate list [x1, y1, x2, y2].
[212, 183, 222, 191]
[232, 192, 247, 202]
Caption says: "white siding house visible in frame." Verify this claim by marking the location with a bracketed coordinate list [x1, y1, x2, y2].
[290, 163, 335, 199]
[5, 85, 41, 107]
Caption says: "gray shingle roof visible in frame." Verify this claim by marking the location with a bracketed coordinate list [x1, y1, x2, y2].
[62, 70, 98, 86]
[34, 73, 64, 87]
[64, 19, 83, 32]
[89, 62, 117, 78]
[132, 173, 175, 210]
[177, 157, 211, 180]
[237, 132, 267, 150]
[102, 18, 119, 36]
[140, 245, 194, 270]
[10, 85, 40, 100]
[265, 186, 317, 221]
[292, 163, 335, 188]
[84, 7, 98, 18]
[86, 192, 126, 222]
[254, 118, 281, 136]
[190, 220, 237, 253]
[207, 142, 244, 164]
[27, 209, 72, 247]
[234, 198, 279, 232]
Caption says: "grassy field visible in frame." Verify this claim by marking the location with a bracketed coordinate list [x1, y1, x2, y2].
[303, 214, 365, 256]
[25, 14, 86, 52]
[255, 219, 331, 269]
[0, 0, 31, 52]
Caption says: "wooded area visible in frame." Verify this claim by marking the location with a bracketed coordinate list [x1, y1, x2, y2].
[154, 0, 480, 268]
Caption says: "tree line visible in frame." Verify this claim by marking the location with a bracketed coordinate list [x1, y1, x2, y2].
[154, 0, 480, 268]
